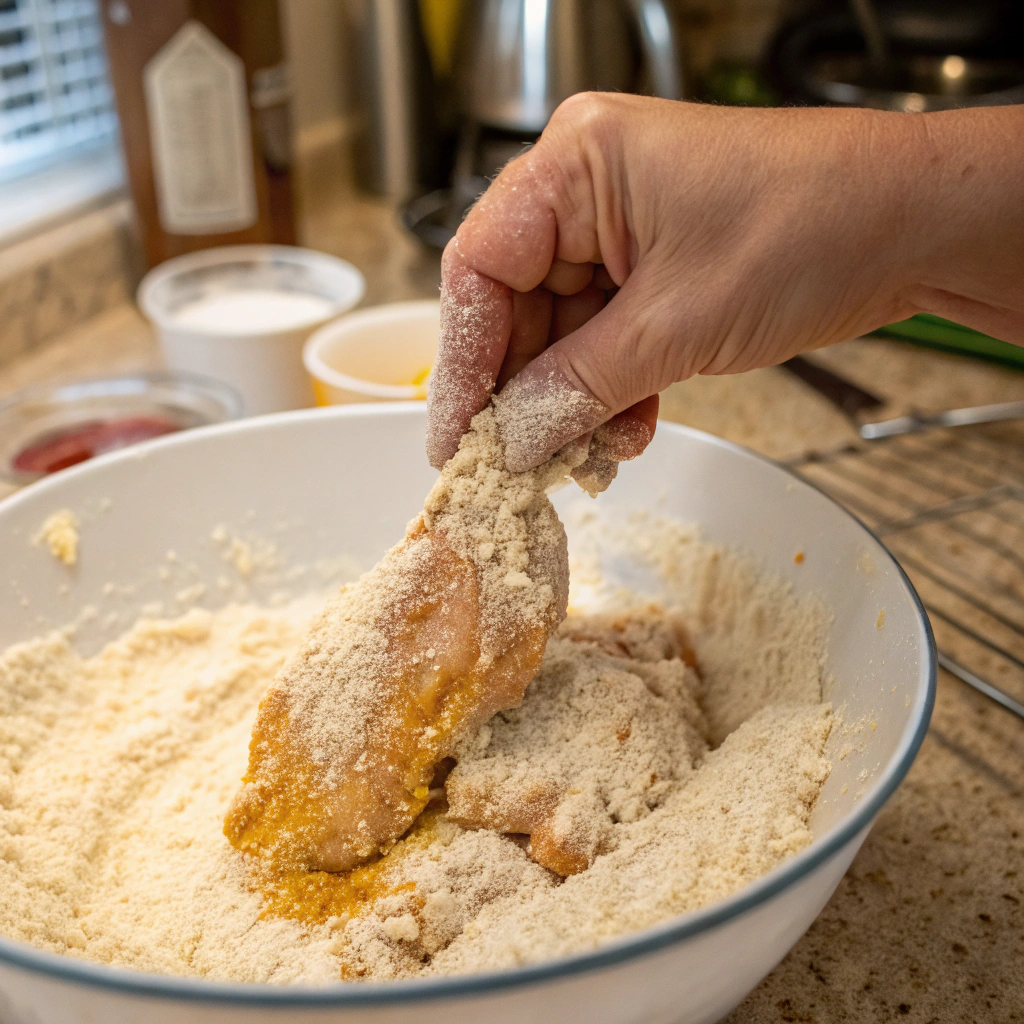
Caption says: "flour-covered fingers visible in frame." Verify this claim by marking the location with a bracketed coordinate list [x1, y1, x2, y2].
[495, 288, 554, 392]
[550, 284, 607, 343]
[570, 397, 659, 495]
[427, 243, 513, 469]
[494, 269, 670, 473]
[542, 260, 595, 296]
[495, 348, 610, 474]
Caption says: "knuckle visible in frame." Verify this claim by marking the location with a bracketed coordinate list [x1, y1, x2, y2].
[548, 92, 629, 168]
[549, 92, 617, 140]
[540, 95, 624, 259]
[553, 345, 615, 414]
[440, 236, 462, 274]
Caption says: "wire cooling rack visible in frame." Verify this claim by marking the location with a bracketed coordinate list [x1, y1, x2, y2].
[787, 421, 1024, 720]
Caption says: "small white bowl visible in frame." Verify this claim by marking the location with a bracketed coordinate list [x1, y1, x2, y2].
[303, 300, 440, 405]
[138, 245, 365, 416]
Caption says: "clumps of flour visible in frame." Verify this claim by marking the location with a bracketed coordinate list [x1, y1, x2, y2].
[564, 509, 832, 744]
[34, 509, 79, 565]
[421, 402, 588, 645]
[0, 598, 343, 982]
[446, 608, 708, 874]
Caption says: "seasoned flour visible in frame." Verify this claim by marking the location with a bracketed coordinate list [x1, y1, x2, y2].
[0, 517, 832, 983]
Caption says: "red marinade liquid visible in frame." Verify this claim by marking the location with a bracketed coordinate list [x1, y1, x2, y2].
[12, 416, 182, 474]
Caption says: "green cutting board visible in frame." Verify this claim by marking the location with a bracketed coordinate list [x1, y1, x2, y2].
[872, 313, 1024, 370]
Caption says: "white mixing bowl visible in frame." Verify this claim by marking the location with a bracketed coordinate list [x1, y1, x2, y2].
[0, 405, 934, 1024]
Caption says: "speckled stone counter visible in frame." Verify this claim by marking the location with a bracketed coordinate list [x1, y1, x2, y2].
[0, 192, 1022, 1023]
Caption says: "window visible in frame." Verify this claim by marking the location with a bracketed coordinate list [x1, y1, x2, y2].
[0, 0, 117, 180]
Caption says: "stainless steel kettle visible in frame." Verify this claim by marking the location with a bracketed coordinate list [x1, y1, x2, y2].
[457, 0, 686, 133]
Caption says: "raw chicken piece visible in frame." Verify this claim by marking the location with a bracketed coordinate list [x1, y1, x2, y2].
[224, 406, 584, 872]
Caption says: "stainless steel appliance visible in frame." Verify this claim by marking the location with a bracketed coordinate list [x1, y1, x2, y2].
[351, 0, 443, 200]
[457, 0, 685, 134]
[403, 0, 686, 248]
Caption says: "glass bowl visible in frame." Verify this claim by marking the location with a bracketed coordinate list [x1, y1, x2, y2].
[0, 371, 242, 487]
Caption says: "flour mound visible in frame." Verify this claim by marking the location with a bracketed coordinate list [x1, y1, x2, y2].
[446, 609, 708, 875]
[0, 512, 834, 984]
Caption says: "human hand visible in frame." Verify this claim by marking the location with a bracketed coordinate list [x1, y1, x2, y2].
[426, 94, 1024, 474]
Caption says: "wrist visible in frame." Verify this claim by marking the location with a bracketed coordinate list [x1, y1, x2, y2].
[896, 106, 1024, 329]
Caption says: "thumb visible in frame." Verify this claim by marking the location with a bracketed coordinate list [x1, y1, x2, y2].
[495, 274, 672, 472]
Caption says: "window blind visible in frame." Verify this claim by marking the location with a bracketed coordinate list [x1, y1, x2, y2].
[0, 0, 117, 182]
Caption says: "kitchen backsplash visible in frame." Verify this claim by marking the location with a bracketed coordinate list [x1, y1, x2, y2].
[0, 200, 140, 372]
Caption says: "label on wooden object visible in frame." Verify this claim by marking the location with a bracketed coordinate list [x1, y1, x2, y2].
[144, 21, 258, 235]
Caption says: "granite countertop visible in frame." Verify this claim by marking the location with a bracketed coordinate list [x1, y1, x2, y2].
[0, 192, 1022, 1022]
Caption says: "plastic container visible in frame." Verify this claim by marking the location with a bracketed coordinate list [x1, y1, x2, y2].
[0, 371, 241, 487]
[0, 405, 934, 1023]
[303, 299, 440, 404]
[138, 245, 365, 415]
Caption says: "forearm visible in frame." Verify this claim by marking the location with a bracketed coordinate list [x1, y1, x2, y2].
[903, 105, 1024, 344]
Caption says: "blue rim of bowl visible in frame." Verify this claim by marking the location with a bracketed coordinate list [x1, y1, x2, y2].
[0, 405, 937, 1006]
